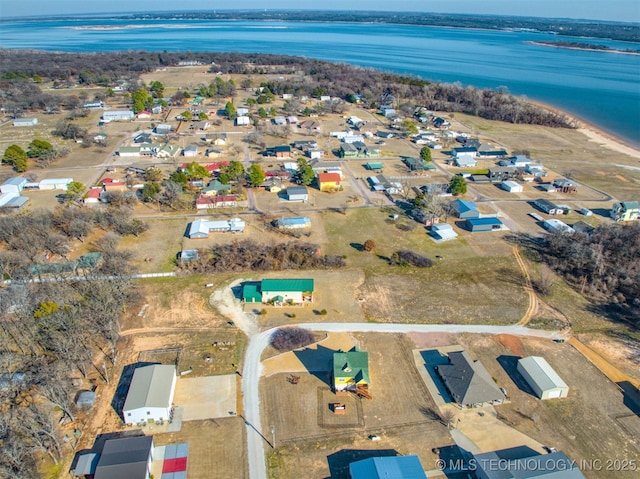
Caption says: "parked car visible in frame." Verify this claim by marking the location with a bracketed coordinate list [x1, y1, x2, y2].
[579, 207, 593, 216]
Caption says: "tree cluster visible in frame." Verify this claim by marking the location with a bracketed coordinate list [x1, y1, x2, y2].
[389, 250, 435, 268]
[270, 328, 315, 351]
[177, 240, 346, 274]
[534, 223, 640, 324]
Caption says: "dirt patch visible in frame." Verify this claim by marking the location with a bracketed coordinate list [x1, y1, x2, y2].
[497, 334, 524, 357]
[407, 332, 455, 349]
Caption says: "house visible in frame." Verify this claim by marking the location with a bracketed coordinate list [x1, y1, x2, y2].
[122, 364, 176, 424]
[451, 199, 479, 219]
[236, 107, 249, 116]
[286, 186, 309, 202]
[473, 448, 585, 479]
[453, 156, 478, 168]
[543, 219, 574, 234]
[430, 223, 458, 241]
[318, 172, 341, 192]
[186, 218, 245, 238]
[183, 145, 198, 157]
[272, 116, 286, 126]
[340, 143, 358, 158]
[236, 116, 250, 126]
[376, 131, 395, 139]
[117, 146, 141, 157]
[136, 111, 151, 119]
[436, 351, 505, 407]
[154, 123, 173, 135]
[286, 115, 298, 124]
[349, 456, 427, 479]
[309, 160, 342, 178]
[553, 178, 577, 193]
[611, 201, 639, 222]
[205, 148, 223, 158]
[84, 187, 104, 204]
[331, 131, 350, 139]
[205, 133, 228, 145]
[333, 350, 369, 394]
[299, 120, 321, 131]
[433, 117, 450, 129]
[93, 436, 154, 479]
[501, 181, 523, 193]
[266, 145, 291, 159]
[477, 149, 508, 159]
[306, 148, 324, 160]
[101, 178, 127, 192]
[534, 198, 563, 215]
[0, 177, 27, 195]
[276, 216, 311, 229]
[366, 162, 384, 172]
[517, 356, 569, 400]
[102, 110, 134, 122]
[258, 278, 314, 304]
[380, 107, 397, 118]
[151, 105, 163, 114]
[572, 220, 594, 235]
[404, 157, 436, 172]
[452, 146, 478, 159]
[195, 195, 239, 210]
[342, 135, 365, 144]
[13, 118, 39, 127]
[508, 155, 532, 167]
[488, 166, 517, 181]
[191, 120, 211, 131]
[368, 175, 400, 195]
[465, 217, 504, 232]
[201, 180, 232, 197]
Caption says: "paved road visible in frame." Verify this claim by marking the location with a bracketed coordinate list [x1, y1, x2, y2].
[241, 322, 563, 479]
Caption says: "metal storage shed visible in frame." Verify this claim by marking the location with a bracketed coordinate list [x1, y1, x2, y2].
[0, 177, 27, 194]
[286, 186, 309, 202]
[517, 356, 569, 399]
[122, 364, 176, 424]
[501, 180, 523, 193]
[465, 217, 504, 232]
[349, 455, 427, 479]
[430, 223, 458, 241]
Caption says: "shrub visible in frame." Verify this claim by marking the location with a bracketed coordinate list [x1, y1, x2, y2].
[260, 308, 267, 316]
[390, 250, 434, 268]
[270, 327, 315, 351]
[363, 239, 376, 252]
[320, 309, 328, 315]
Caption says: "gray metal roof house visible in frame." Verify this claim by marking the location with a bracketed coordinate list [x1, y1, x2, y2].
[436, 351, 504, 407]
[94, 436, 154, 479]
[517, 356, 569, 400]
[122, 364, 176, 424]
[473, 448, 585, 479]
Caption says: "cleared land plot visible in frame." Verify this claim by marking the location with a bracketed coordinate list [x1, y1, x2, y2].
[119, 217, 188, 273]
[454, 334, 640, 479]
[263, 333, 455, 479]
[355, 255, 528, 324]
[173, 374, 237, 420]
[154, 418, 248, 479]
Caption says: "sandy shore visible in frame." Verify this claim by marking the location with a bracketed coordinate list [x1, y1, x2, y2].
[526, 99, 640, 160]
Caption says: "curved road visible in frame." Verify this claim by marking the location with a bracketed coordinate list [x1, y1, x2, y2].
[241, 322, 564, 479]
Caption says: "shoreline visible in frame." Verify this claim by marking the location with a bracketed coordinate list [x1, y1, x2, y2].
[525, 99, 640, 159]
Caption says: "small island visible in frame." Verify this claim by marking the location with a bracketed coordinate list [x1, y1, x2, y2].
[530, 40, 640, 55]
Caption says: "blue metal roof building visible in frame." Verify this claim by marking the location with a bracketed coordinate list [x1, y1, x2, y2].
[465, 217, 504, 232]
[451, 199, 479, 219]
[349, 456, 427, 479]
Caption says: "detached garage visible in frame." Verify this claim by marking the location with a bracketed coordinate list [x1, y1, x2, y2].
[501, 181, 523, 193]
[517, 356, 569, 400]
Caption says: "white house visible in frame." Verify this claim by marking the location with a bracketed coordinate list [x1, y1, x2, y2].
[501, 181, 523, 193]
[0, 177, 27, 195]
[183, 146, 198, 157]
[517, 356, 569, 400]
[236, 116, 250, 126]
[122, 364, 176, 424]
[454, 157, 478, 168]
[187, 218, 245, 238]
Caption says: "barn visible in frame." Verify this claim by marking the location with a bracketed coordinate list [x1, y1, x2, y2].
[277, 217, 311, 229]
[451, 199, 479, 219]
[517, 356, 569, 400]
[13, 118, 38, 127]
[465, 217, 504, 232]
[349, 456, 427, 479]
[501, 181, 523, 193]
[286, 186, 309, 202]
[122, 364, 176, 425]
[0, 177, 27, 194]
[102, 110, 135, 122]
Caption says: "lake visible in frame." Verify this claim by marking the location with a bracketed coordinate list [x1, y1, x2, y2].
[1, 17, 639, 145]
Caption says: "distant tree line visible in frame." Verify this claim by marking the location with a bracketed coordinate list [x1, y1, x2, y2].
[514, 223, 640, 326]
[0, 50, 577, 129]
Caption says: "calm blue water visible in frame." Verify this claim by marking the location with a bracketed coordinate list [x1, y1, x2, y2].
[1, 18, 639, 145]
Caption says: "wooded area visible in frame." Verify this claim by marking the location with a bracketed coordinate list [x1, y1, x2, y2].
[0, 50, 577, 128]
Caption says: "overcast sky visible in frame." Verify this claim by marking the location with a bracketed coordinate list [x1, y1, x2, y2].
[2, 0, 639, 22]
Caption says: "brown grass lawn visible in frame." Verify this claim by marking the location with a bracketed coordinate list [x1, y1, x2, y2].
[458, 335, 640, 479]
[263, 333, 456, 479]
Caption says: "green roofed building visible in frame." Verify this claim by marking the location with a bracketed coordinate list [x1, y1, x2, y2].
[259, 278, 314, 304]
[242, 284, 262, 303]
[333, 350, 369, 394]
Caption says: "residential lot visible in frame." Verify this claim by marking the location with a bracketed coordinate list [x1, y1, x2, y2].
[433, 334, 640, 479]
[262, 333, 456, 479]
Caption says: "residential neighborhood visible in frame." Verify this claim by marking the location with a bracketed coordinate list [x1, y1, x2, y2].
[1, 60, 638, 479]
